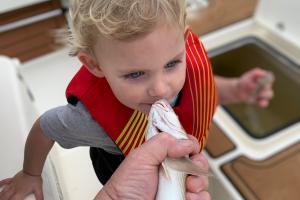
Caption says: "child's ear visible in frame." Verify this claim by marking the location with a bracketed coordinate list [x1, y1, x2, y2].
[77, 52, 104, 77]
[184, 25, 191, 41]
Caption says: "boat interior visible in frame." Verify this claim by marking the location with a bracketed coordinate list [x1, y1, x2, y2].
[1, 0, 299, 199]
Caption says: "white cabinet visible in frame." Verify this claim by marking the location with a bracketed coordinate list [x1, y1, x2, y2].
[0, 0, 49, 13]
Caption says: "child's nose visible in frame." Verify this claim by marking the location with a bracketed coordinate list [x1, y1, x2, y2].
[148, 79, 168, 99]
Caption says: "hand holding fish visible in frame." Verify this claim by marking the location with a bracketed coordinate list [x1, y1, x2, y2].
[95, 132, 210, 200]
[216, 67, 274, 107]
[146, 99, 211, 200]
[235, 68, 274, 107]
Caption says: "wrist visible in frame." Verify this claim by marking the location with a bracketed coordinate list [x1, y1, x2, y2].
[232, 78, 244, 103]
[216, 76, 242, 105]
[22, 169, 41, 177]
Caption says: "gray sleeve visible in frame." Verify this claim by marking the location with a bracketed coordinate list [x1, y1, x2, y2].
[40, 101, 122, 155]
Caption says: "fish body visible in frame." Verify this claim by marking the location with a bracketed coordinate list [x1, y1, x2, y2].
[146, 99, 209, 200]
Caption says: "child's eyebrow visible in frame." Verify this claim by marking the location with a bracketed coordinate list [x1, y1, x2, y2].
[117, 50, 185, 74]
[165, 50, 185, 63]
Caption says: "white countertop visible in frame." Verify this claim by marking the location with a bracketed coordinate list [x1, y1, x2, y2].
[19, 48, 102, 199]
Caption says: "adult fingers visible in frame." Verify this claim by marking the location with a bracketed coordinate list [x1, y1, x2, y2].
[164, 133, 200, 159]
[246, 68, 274, 87]
[190, 153, 209, 171]
[186, 190, 211, 200]
[256, 86, 274, 107]
[186, 175, 208, 193]
[186, 134, 201, 155]
[186, 153, 209, 193]
[250, 67, 269, 78]
[258, 85, 274, 99]
[136, 132, 199, 165]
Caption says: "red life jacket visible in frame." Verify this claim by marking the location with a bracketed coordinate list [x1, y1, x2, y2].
[66, 30, 217, 156]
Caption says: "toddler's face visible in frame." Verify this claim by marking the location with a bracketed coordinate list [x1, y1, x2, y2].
[93, 23, 187, 114]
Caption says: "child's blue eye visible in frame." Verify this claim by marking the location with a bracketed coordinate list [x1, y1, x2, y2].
[124, 71, 144, 79]
[165, 60, 181, 69]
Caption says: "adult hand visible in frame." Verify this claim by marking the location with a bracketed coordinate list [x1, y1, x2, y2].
[95, 133, 210, 200]
[236, 68, 274, 107]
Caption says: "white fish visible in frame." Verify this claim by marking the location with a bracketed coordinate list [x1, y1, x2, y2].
[146, 99, 210, 200]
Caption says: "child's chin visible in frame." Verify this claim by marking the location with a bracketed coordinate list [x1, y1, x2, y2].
[137, 104, 152, 115]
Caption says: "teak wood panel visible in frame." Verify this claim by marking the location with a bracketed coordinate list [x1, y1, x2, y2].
[187, 0, 258, 36]
[0, 0, 66, 62]
[0, 0, 62, 25]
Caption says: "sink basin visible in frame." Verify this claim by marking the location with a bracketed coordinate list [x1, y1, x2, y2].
[201, 19, 300, 200]
[209, 37, 300, 139]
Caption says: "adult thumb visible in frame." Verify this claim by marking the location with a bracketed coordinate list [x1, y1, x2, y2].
[135, 132, 199, 165]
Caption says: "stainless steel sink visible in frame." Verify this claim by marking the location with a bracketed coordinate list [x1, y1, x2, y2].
[209, 36, 300, 139]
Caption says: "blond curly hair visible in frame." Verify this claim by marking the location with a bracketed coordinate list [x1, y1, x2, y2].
[68, 0, 186, 56]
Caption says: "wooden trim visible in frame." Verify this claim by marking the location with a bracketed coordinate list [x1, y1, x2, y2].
[187, 0, 258, 36]
[205, 123, 235, 158]
[0, 0, 66, 62]
[51, 0, 63, 8]
[0, 0, 62, 25]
